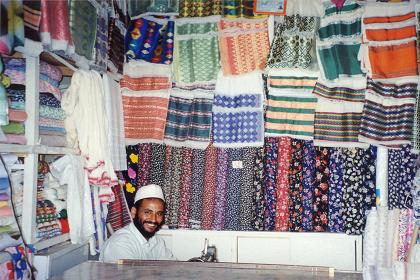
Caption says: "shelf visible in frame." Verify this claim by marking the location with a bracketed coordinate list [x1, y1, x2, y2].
[0, 144, 79, 155]
[35, 233, 70, 251]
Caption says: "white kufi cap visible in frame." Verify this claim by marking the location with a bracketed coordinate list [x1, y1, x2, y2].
[134, 184, 165, 203]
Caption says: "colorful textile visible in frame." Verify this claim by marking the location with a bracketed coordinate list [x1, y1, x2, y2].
[188, 149, 206, 229]
[313, 147, 330, 232]
[224, 148, 242, 231]
[164, 147, 183, 229]
[149, 143, 166, 186]
[164, 89, 213, 149]
[4, 58, 63, 81]
[121, 61, 171, 144]
[266, 15, 318, 70]
[263, 137, 279, 230]
[213, 148, 229, 230]
[314, 98, 365, 147]
[313, 77, 366, 103]
[288, 139, 304, 232]
[201, 146, 218, 230]
[316, 1, 363, 80]
[239, 147, 256, 231]
[218, 18, 269, 75]
[327, 148, 344, 233]
[178, 148, 193, 228]
[69, 0, 97, 61]
[40, 0, 74, 54]
[1, 122, 24, 135]
[267, 73, 318, 94]
[107, 18, 125, 74]
[302, 140, 315, 231]
[93, 3, 109, 72]
[23, 0, 42, 43]
[396, 208, 415, 262]
[222, 0, 261, 18]
[274, 137, 292, 231]
[125, 16, 174, 65]
[265, 95, 317, 140]
[388, 145, 417, 209]
[122, 145, 139, 208]
[414, 92, 420, 152]
[0, 0, 24, 55]
[137, 144, 151, 187]
[359, 93, 416, 147]
[127, 0, 179, 16]
[173, 16, 220, 87]
[342, 147, 376, 235]
[252, 146, 265, 231]
[106, 184, 132, 232]
[179, 0, 221, 17]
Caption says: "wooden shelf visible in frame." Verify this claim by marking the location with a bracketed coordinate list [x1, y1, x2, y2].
[35, 233, 70, 251]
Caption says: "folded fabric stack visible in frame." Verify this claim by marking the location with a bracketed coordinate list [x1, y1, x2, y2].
[9, 170, 23, 224]
[0, 177, 17, 235]
[358, 2, 418, 148]
[36, 161, 61, 240]
[3, 58, 67, 147]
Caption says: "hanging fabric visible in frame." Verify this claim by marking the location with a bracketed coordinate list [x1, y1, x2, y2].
[252, 146, 265, 231]
[200, 146, 218, 230]
[178, 148, 193, 228]
[263, 137, 279, 230]
[213, 148, 229, 230]
[179, 0, 221, 17]
[188, 149, 206, 229]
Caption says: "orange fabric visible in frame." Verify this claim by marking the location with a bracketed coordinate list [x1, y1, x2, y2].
[219, 19, 270, 75]
[120, 76, 170, 91]
[365, 25, 416, 41]
[369, 41, 418, 79]
[363, 12, 415, 24]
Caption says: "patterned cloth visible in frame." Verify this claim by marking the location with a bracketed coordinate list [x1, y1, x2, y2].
[93, 3, 109, 72]
[222, 0, 262, 18]
[313, 147, 330, 232]
[179, 0, 221, 17]
[239, 147, 256, 231]
[122, 145, 140, 208]
[263, 137, 279, 230]
[149, 143, 166, 186]
[313, 77, 366, 103]
[316, 1, 363, 80]
[252, 146, 265, 231]
[188, 149, 206, 229]
[359, 79, 417, 147]
[414, 92, 420, 152]
[69, 0, 96, 61]
[275, 137, 292, 231]
[127, 0, 179, 16]
[106, 184, 132, 232]
[164, 89, 213, 149]
[164, 147, 183, 229]
[388, 145, 417, 209]
[327, 148, 345, 233]
[314, 97, 365, 147]
[108, 18, 125, 74]
[173, 16, 220, 88]
[302, 140, 315, 231]
[125, 16, 174, 64]
[23, 0, 41, 43]
[342, 147, 376, 235]
[266, 15, 318, 70]
[40, 0, 74, 54]
[201, 146, 218, 230]
[396, 208, 415, 262]
[213, 148, 229, 230]
[288, 139, 304, 232]
[212, 72, 264, 148]
[224, 148, 242, 230]
[265, 95, 318, 140]
[218, 18, 269, 75]
[121, 61, 171, 144]
[178, 148, 193, 228]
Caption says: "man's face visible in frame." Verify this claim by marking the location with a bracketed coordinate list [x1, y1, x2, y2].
[132, 198, 165, 237]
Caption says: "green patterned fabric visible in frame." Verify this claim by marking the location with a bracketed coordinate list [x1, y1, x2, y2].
[266, 15, 318, 70]
[69, 0, 97, 61]
[173, 18, 220, 87]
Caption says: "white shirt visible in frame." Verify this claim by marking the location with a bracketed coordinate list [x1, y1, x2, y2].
[99, 223, 175, 263]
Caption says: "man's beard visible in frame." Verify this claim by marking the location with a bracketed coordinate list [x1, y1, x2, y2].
[133, 214, 161, 240]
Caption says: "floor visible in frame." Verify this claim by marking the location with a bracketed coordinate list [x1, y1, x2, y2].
[51, 261, 363, 280]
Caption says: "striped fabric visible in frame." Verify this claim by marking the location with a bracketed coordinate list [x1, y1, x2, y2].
[23, 1, 41, 42]
[313, 78, 366, 103]
[268, 75, 318, 92]
[121, 61, 171, 144]
[164, 89, 213, 149]
[314, 98, 366, 147]
[316, 0, 363, 80]
[359, 99, 415, 147]
[265, 96, 317, 139]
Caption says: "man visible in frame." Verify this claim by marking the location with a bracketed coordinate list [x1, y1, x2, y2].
[99, 184, 175, 262]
